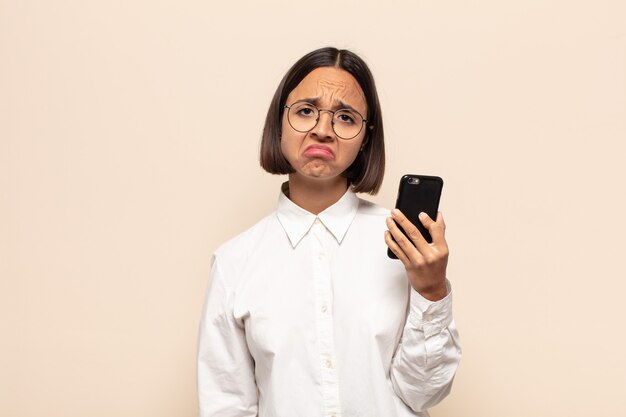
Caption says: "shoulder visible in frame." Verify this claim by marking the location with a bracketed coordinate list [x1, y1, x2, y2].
[213, 212, 278, 268]
[350, 197, 392, 237]
[356, 197, 391, 219]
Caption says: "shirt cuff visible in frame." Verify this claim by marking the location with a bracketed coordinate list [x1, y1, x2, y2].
[407, 279, 453, 338]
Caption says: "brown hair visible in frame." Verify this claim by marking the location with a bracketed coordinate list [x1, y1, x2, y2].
[260, 47, 385, 195]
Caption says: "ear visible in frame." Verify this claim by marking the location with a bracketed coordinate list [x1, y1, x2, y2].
[360, 132, 370, 151]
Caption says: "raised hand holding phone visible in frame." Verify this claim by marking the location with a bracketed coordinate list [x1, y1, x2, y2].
[385, 175, 449, 301]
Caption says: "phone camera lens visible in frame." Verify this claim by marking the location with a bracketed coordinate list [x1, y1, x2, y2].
[409, 178, 420, 185]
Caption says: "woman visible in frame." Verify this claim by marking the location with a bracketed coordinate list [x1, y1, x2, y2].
[197, 47, 461, 417]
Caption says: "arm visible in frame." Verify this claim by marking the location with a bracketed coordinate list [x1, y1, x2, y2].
[389, 284, 461, 412]
[197, 255, 258, 417]
[385, 210, 462, 412]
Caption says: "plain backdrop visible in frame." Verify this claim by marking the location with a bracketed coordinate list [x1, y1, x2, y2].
[1, 1, 625, 416]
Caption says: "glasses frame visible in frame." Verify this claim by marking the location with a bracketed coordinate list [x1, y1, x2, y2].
[284, 101, 368, 140]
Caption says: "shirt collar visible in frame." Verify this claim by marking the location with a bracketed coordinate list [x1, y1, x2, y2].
[276, 181, 360, 248]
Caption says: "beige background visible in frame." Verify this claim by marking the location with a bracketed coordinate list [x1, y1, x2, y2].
[2, 0, 625, 416]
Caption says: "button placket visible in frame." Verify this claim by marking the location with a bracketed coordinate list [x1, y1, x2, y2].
[311, 220, 342, 416]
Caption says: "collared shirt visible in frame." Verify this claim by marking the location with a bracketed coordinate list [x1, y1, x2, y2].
[197, 184, 461, 417]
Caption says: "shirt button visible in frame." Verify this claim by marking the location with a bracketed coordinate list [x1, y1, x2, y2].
[321, 304, 328, 313]
[325, 359, 333, 369]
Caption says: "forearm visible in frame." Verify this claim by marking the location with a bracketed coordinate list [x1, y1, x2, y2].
[390, 285, 461, 412]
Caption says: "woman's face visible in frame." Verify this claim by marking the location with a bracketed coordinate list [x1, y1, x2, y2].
[281, 67, 368, 184]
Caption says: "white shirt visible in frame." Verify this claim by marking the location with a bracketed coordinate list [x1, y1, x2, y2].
[197, 184, 461, 417]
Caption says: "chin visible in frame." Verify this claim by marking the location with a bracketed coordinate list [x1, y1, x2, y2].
[302, 171, 332, 179]
[298, 162, 335, 178]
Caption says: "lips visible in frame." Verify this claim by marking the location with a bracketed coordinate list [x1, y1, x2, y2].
[303, 144, 335, 160]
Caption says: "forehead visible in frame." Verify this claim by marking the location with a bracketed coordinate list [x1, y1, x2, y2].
[287, 67, 367, 113]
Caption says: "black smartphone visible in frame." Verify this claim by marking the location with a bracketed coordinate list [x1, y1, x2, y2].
[387, 175, 444, 259]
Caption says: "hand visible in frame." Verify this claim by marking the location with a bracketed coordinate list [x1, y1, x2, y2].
[385, 209, 449, 301]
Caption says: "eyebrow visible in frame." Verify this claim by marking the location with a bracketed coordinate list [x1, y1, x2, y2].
[292, 97, 363, 114]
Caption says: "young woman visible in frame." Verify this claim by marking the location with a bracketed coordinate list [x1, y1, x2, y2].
[198, 47, 461, 417]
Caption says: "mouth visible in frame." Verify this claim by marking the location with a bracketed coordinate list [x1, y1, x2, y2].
[303, 144, 335, 160]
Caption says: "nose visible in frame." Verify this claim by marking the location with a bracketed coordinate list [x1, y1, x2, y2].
[309, 110, 335, 141]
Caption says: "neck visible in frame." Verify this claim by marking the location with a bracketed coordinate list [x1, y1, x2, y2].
[287, 175, 349, 215]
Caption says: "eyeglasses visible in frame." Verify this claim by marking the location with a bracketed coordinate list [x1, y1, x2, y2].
[284, 101, 367, 140]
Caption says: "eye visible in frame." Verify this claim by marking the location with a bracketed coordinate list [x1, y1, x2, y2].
[293, 103, 317, 118]
[335, 110, 356, 125]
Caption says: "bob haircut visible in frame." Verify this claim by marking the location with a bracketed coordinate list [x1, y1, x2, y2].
[260, 47, 385, 195]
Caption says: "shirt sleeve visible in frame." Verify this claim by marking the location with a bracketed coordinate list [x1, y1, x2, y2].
[197, 255, 258, 417]
[389, 280, 462, 413]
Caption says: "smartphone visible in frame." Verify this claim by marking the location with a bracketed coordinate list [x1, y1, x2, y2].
[387, 175, 444, 259]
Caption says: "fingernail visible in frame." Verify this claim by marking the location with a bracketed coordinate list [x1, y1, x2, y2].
[392, 209, 400, 217]
[419, 212, 427, 220]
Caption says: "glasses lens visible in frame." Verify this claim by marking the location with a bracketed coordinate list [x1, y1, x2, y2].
[287, 102, 319, 132]
[287, 102, 365, 139]
[333, 109, 364, 139]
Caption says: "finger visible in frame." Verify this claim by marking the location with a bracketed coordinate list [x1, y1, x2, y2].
[437, 211, 446, 232]
[386, 216, 423, 260]
[391, 209, 430, 252]
[384, 230, 411, 266]
[419, 211, 445, 245]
